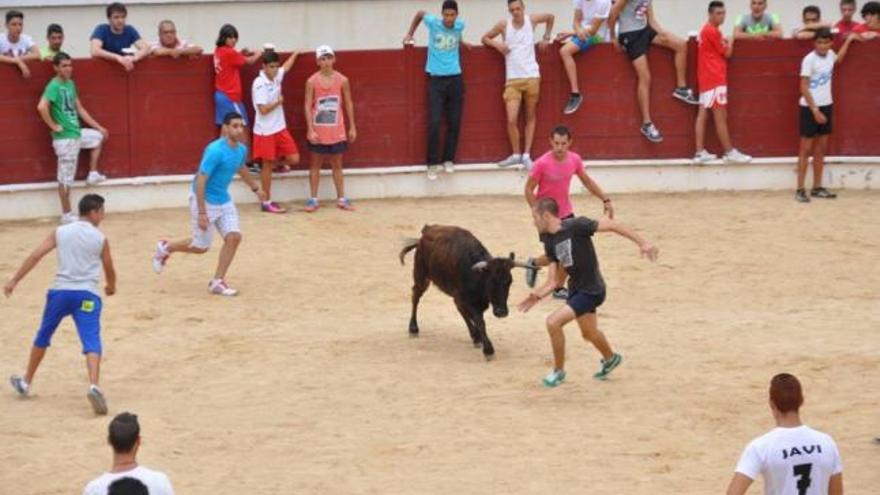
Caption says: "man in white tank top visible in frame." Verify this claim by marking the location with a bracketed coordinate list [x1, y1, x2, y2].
[726, 373, 844, 495]
[482, 0, 554, 171]
[5, 194, 117, 415]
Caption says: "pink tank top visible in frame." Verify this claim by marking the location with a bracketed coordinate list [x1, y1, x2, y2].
[308, 71, 347, 145]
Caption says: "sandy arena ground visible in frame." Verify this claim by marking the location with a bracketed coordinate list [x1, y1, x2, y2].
[0, 191, 878, 494]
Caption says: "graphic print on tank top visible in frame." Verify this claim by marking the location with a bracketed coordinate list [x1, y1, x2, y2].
[314, 96, 340, 126]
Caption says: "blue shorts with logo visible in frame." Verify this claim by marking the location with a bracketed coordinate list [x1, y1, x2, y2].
[34, 290, 103, 355]
[571, 34, 604, 53]
[214, 90, 248, 126]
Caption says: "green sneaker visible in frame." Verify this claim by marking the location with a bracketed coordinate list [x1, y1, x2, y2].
[542, 369, 566, 388]
[593, 353, 623, 380]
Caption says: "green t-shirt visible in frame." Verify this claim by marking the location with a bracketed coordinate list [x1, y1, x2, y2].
[40, 46, 59, 61]
[42, 78, 81, 140]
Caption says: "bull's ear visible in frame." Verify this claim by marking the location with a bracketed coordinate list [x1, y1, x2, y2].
[471, 261, 489, 271]
[509, 252, 515, 261]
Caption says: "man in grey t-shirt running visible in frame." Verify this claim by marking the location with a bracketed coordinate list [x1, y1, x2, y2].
[5, 194, 116, 415]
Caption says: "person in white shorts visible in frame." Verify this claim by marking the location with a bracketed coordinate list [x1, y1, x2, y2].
[37, 52, 109, 224]
[151, 112, 266, 296]
[726, 373, 844, 495]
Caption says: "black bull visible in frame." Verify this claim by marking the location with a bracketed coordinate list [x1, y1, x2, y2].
[399, 225, 531, 359]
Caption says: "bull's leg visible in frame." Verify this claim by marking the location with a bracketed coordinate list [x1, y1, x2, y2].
[409, 258, 430, 337]
[454, 300, 481, 348]
[473, 312, 495, 359]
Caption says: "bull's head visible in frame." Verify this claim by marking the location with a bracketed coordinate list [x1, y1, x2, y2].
[472, 253, 531, 318]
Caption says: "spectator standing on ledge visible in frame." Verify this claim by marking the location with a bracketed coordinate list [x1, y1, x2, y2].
[82, 413, 175, 495]
[734, 0, 783, 39]
[556, 0, 612, 115]
[835, 0, 860, 37]
[0, 10, 40, 78]
[90, 2, 150, 71]
[150, 20, 202, 58]
[213, 23, 262, 128]
[403, 1, 467, 181]
[41, 23, 64, 61]
[792, 6, 832, 40]
[852, 1, 880, 38]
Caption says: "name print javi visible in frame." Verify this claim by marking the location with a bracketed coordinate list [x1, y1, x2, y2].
[781, 444, 822, 460]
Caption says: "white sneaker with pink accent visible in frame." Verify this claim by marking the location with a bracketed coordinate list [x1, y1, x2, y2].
[209, 278, 238, 297]
[152, 240, 170, 274]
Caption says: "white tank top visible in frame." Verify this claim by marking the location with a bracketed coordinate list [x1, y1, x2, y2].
[505, 16, 540, 80]
[54, 221, 106, 295]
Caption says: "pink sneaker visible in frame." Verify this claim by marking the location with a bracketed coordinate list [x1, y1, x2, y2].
[152, 240, 170, 274]
[208, 278, 238, 297]
[337, 197, 355, 211]
[261, 201, 287, 214]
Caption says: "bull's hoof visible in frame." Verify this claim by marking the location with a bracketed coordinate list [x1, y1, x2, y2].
[472, 341, 482, 348]
[408, 330, 419, 338]
[483, 352, 496, 362]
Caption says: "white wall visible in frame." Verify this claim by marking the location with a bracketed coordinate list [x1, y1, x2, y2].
[4, 0, 852, 58]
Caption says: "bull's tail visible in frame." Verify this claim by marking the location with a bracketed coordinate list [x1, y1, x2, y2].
[399, 238, 420, 265]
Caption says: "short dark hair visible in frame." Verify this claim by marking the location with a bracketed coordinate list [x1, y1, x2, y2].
[106, 2, 127, 19]
[215, 23, 239, 47]
[815, 27, 834, 40]
[708, 1, 725, 12]
[223, 111, 243, 125]
[534, 197, 559, 217]
[769, 373, 804, 414]
[840, 0, 856, 7]
[108, 412, 140, 453]
[507, 0, 523, 5]
[803, 5, 821, 18]
[79, 194, 105, 217]
[52, 51, 72, 65]
[108, 477, 148, 495]
[441, 1, 459, 13]
[47, 23, 63, 36]
[551, 125, 571, 139]
[262, 49, 279, 64]
[6, 10, 23, 24]
[863, 1, 880, 16]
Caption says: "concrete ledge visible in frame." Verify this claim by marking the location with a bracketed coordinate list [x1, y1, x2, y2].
[1, 157, 877, 221]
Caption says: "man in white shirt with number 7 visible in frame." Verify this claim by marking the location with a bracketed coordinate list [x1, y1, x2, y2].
[726, 373, 843, 495]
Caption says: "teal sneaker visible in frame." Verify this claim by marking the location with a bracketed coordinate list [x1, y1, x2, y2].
[542, 369, 566, 388]
[593, 353, 623, 380]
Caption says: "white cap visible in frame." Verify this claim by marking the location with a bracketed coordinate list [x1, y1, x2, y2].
[315, 44, 334, 58]
[263, 43, 276, 51]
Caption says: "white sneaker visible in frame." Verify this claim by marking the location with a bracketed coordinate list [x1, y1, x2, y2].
[426, 165, 441, 181]
[87, 384, 108, 415]
[86, 171, 107, 185]
[152, 240, 170, 274]
[521, 154, 533, 172]
[9, 375, 29, 396]
[209, 278, 238, 297]
[60, 212, 79, 224]
[693, 149, 718, 164]
[724, 148, 752, 163]
[497, 154, 522, 168]
[443, 161, 455, 174]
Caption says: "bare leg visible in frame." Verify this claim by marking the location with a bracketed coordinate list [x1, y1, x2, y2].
[23, 346, 48, 384]
[214, 232, 242, 280]
[560, 42, 581, 94]
[576, 312, 613, 361]
[695, 106, 708, 152]
[505, 98, 522, 155]
[329, 154, 346, 199]
[632, 56, 652, 124]
[545, 305, 577, 370]
[711, 106, 734, 153]
[797, 138, 813, 190]
[58, 184, 72, 215]
[812, 135, 829, 188]
[166, 239, 208, 255]
[309, 153, 322, 198]
[88, 145, 103, 173]
[261, 159, 274, 201]
[653, 31, 688, 88]
[85, 353, 100, 386]
[523, 91, 539, 156]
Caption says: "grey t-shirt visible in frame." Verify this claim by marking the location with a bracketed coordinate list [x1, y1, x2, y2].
[543, 217, 606, 295]
[737, 12, 780, 35]
[619, 0, 652, 34]
[54, 221, 105, 295]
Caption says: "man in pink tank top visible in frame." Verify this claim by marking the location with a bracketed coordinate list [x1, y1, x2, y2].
[303, 45, 357, 212]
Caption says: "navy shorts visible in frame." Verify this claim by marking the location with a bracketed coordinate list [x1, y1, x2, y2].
[214, 90, 248, 126]
[34, 290, 103, 355]
[619, 26, 658, 61]
[566, 290, 606, 317]
[800, 105, 833, 138]
[308, 141, 348, 155]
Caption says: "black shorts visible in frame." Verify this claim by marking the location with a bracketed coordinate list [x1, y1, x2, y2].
[308, 141, 348, 155]
[566, 290, 606, 317]
[799, 105, 833, 138]
[619, 26, 657, 61]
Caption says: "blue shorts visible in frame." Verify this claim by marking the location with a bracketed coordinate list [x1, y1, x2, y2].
[566, 290, 606, 317]
[214, 91, 248, 126]
[34, 290, 103, 355]
[571, 34, 604, 53]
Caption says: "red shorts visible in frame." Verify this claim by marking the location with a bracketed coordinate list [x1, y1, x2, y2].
[252, 129, 299, 161]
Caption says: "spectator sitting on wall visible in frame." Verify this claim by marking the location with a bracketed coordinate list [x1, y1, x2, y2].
[734, 0, 783, 39]
[150, 20, 202, 58]
[0, 10, 40, 78]
[41, 23, 64, 61]
[835, 0, 860, 37]
[852, 1, 880, 38]
[82, 412, 175, 495]
[108, 478, 148, 495]
[90, 2, 149, 72]
[793, 6, 832, 40]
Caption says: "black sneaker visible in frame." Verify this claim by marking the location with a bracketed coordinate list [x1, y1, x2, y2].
[247, 162, 261, 176]
[563, 93, 583, 115]
[524, 257, 538, 288]
[810, 187, 837, 199]
[672, 87, 699, 105]
[552, 287, 569, 300]
[795, 189, 811, 203]
[640, 122, 663, 143]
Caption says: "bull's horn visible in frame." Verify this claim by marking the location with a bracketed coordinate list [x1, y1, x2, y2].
[512, 260, 537, 270]
[472, 261, 489, 271]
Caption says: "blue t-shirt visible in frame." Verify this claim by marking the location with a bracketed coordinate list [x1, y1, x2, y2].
[90, 24, 141, 55]
[192, 138, 247, 205]
[423, 14, 465, 76]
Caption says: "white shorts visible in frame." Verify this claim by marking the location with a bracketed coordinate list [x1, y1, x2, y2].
[699, 86, 728, 110]
[189, 196, 241, 250]
[52, 128, 104, 186]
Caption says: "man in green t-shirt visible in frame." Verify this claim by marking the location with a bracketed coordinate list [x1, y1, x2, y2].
[37, 52, 109, 224]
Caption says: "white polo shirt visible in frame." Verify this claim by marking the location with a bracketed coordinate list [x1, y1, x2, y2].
[252, 67, 287, 136]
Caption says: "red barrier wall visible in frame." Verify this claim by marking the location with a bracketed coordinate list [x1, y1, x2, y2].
[1, 40, 878, 185]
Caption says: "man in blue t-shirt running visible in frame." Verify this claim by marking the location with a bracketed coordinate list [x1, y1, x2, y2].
[151, 112, 266, 297]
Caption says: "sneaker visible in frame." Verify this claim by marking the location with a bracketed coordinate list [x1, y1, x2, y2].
[246, 162, 261, 176]
[152, 240, 170, 274]
[542, 369, 567, 388]
[724, 148, 753, 164]
[672, 87, 699, 105]
[337, 197, 356, 211]
[86, 171, 107, 185]
[563, 93, 583, 114]
[304, 198, 320, 212]
[209, 278, 238, 297]
[795, 189, 811, 203]
[497, 154, 522, 168]
[810, 187, 837, 199]
[87, 384, 108, 415]
[443, 161, 455, 174]
[521, 155, 533, 172]
[640, 123, 663, 143]
[261, 201, 286, 214]
[9, 375, 29, 396]
[60, 212, 79, 225]
[552, 287, 569, 300]
[693, 149, 718, 164]
[524, 257, 538, 288]
[593, 352, 623, 380]
[426, 165, 441, 181]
